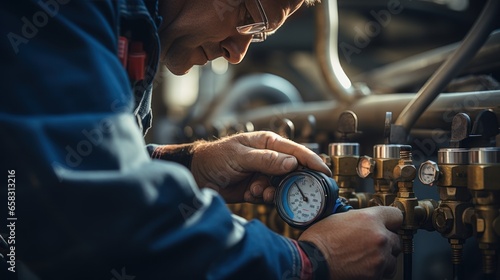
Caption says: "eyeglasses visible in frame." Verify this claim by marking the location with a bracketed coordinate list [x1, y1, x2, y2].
[236, 0, 269, 43]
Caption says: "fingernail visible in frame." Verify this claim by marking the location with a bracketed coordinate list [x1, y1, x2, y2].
[244, 191, 254, 202]
[282, 157, 296, 171]
[251, 184, 263, 196]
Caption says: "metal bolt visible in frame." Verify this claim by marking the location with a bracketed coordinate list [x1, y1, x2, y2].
[434, 207, 454, 234]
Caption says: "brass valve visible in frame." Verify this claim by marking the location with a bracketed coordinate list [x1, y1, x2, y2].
[390, 146, 437, 280]
[418, 148, 473, 279]
[467, 147, 500, 277]
[329, 142, 370, 209]
[430, 149, 473, 240]
[358, 144, 410, 206]
[433, 206, 454, 234]
[392, 147, 437, 233]
[328, 111, 371, 209]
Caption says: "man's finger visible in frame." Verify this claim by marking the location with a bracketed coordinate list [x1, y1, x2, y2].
[240, 132, 331, 176]
[263, 187, 275, 203]
[241, 149, 298, 174]
[249, 176, 272, 196]
[373, 206, 404, 232]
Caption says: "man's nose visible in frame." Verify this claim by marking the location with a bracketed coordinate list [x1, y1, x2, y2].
[220, 35, 252, 64]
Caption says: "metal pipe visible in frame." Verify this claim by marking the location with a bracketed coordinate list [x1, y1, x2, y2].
[394, 0, 500, 138]
[404, 251, 412, 280]
[218, 91, 500, 142]
[354, 30, 500, 94]
[315, 0, 357, 103]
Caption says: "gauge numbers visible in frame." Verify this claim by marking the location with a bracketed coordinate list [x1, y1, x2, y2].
[274, 169, 339, 229]
[281, 176, 325, 224]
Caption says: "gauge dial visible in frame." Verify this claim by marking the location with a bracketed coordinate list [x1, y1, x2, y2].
[274, 170, 336, 229]
[284, 176, 324, 224]
[418, 160, 439, 186]
[274, 169, 351, 229]
[357, 156, 375, 178]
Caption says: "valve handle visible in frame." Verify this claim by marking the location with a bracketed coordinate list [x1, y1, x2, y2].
[450, 113, 471, 146]
[471, 109, 499, 139]
[338, 110, 359, 141]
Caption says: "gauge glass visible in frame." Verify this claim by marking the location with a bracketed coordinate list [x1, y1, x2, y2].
[281, 176, 325, 224]
[418, 161, 439, 185]
[357, 156, 374, 178]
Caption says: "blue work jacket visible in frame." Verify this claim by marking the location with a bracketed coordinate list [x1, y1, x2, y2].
[0, 0, 306, 279]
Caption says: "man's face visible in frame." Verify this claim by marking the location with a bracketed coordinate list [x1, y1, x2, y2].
[158, 0, 304, 75]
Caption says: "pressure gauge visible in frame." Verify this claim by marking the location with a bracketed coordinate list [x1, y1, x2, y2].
[273, 169, 351, 229]
[418, 160, 440, 186]
[357, 156, 375, 178]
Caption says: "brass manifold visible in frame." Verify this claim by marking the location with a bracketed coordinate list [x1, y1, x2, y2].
[390, 147, 437, 268]
[432, 162, 473, 270]
[328, 142, 371, 209]
[225, 146, 500, 278]
[467, 157, 500, 275]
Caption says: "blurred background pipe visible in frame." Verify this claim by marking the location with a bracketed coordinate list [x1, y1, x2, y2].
[316, 0, 360, 103]
[394, 0, 500, 143]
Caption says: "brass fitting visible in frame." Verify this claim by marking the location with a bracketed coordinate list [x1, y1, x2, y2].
[392, 147, 437, 232]
[393, 197, 437, 232]
[393, 164, 417, 182]
[430, 149, 474, 240]
[373, 158, 401, 181]
[467, 147, 500, 276]
[372, 159, 398, 207]
[433, 206, 454, 234]
[437, 165, 468, 188]
[332, 155, 359, 192]
[331, 155, 358, 177]
[468, 165, 500, 192]
[366, 144, 411, 206]
[432, 200, 473, 239]
[330, 143, 371, 209]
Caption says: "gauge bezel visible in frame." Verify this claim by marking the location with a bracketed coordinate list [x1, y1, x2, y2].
[274, 170, 336, 229]
[418, 160, 440, 186]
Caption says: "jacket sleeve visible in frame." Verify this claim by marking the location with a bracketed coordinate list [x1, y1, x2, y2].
[0, 1, 306, 279]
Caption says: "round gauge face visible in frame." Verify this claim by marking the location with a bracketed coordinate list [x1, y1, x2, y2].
[357, 156, 374, 178]
[418, 161, 439, 185]
[278, 175, 325, 226]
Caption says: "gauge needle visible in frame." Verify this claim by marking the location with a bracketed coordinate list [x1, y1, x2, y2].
[294, 183, 308, 202]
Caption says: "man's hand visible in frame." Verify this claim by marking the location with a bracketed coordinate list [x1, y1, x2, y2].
[299, 206, 403, 280]
[190, 131, 331, 203]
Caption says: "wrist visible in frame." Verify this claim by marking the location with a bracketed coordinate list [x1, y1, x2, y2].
[150, 142, 202, 170]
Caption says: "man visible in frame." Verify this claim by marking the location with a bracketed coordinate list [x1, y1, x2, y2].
[0, 0, 402, 279]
